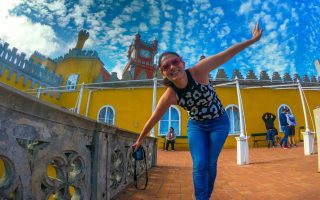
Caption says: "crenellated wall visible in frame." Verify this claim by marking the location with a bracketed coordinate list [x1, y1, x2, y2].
[214, 68, 319, 84]
[0, 42, 62, 87]
[0, 82, 157, 199]
[54, 48, 101, 63]
[0, 42, 63, 99]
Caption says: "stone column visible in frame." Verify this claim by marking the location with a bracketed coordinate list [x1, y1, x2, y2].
[235, 77, 250, 165]
[150, 77, 157, 137]
[297, 79, 314, 155]
[77, 82, 84, 114]
[313, 107, 320, 172]
[235, 136, 250, 165]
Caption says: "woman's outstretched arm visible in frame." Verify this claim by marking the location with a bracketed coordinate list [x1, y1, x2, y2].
[133, 87, 177, 151]
[193, 23, 263, 77]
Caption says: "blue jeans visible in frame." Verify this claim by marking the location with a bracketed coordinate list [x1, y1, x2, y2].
[187, 113, 230, 200]
[267, 129, 275, 146]
[280, 126, 289, 147]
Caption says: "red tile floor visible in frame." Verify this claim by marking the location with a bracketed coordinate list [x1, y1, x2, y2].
[115, 143, 320, 200]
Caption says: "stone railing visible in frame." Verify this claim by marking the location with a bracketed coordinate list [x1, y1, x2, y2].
[0, 82, 157, 199]
[0, 42, 62, 88]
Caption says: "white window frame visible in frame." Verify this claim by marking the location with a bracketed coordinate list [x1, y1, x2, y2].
[158, 105, 181, 136]
[66, 74, 79, 91]
[97, 105, 115, 125]
[225, 104, 240, 135]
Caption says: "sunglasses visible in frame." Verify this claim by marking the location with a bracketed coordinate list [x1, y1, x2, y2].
[160, 58, 182, 71]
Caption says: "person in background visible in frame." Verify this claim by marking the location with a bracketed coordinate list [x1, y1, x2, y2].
[262, 112, 277, 148]
[279, 108, 290, 149]
[273, 127, 280, 146]
[165, 127, 176, 151]
[286, 110, 297, 147]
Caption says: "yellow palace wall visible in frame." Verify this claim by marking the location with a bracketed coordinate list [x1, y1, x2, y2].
[2, 54, 319, 149]
[0, 67, 60, 105]
[55, 58, 103, 86]
[2, 51, 319, 149]
[70, 84, 320, 149]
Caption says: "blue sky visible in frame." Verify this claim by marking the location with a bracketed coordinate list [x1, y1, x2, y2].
[0, 0, 319, 79]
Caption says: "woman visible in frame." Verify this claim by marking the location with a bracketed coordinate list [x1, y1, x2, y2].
[165, 126, 176, 151]
[133, 23, 263, 200]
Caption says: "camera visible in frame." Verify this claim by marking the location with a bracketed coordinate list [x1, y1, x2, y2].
[132, 146, 144, 161]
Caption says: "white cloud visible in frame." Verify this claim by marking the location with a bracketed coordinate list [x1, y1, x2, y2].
[108, 45, 118, 50]
[217, 25, 231, 39]
[111, 61, 126, 79]
[279, 19, 289, 31]
[164, 11, 172, 18]
[173, 13, 185, 50]
[268, 31, 278, 40]
[212, 16, 221, 25]
[0, 1, 61, 57]
[139, 23, 148, 32]
[159, 42, 167, 50]
[80, 0, 94, 6]
[239, 1, 252, 15]
[0, 0, 21, 13]
[47, 0, 66, 16]
[253, 12, 266, 23]
[147, 0, 160, 26]
[160, 23, 170, 50]
[119, 14, 130, 22]
[188, 6, 199, 17]
[262, 2, 270, 11]
[187, 19, 196, 29]
[112, 16, 123, 26]
[68, 4, 88, 28]
[291, 8, 299, 24]
[213, 7, 224, 16]
[124, 0, 144, 14]
[220, 41, 227, 48]
[276, 13, 283, 21]
[162, 21, 172, 32]
[200, 0, 211, 10]
[130, 26, 139, 33]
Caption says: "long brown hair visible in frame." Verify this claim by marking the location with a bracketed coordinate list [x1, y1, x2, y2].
[158, 51, 182, 87]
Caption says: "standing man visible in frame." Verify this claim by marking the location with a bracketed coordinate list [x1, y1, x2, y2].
[165, 127, 176, 151]
[280, 108, 290, 149]
[262, 112, 277, 148]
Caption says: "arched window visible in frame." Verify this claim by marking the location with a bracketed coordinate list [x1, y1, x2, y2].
[158, 106, 181, 136]
[66, 74, 79, 90]
[98, 105, 115, 125]
[225, 105, 240, 135]
[277, 104, 292, 132]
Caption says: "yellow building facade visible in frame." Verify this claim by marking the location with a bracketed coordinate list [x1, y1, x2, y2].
[1, 32, 319, 149]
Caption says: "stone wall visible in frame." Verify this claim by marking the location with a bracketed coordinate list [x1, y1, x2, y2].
[0, 83, 157, 199]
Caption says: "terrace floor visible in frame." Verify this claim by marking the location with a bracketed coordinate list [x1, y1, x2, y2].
[115, 143, 320, 200]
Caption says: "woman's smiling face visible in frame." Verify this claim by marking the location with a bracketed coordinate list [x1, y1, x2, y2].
[160, 54, 185, 81]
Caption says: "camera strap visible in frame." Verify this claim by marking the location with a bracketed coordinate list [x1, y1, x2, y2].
[133, 146, 148, 190]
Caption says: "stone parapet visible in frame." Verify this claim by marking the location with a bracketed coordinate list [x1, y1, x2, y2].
[0, 82, 157, 199]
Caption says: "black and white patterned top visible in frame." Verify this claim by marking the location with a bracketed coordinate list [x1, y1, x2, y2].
[171, 69, 225, 121]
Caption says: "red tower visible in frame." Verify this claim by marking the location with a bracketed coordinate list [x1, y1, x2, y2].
[122, 33, 158, 80]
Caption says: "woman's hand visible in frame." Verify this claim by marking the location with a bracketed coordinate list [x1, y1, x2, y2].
[252, 22, 263, 42]
[132, 136, 145, 152]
